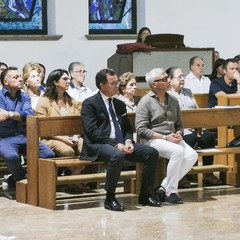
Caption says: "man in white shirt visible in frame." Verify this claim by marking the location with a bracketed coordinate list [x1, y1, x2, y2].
[184, 57, 222, 186]
[67, 62, 92, 102]
[184, 56, 211, 93]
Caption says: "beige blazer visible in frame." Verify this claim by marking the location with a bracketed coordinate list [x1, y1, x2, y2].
[35, 96, 80, 116]
[35, 96, 83, 155]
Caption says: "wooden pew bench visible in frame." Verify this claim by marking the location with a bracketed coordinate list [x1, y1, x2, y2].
[135, 88, 149, 97]
[193, 93, 209, 108]
[135, 89, 209, 109]
[181, 108, 240, 186]
[16, 116, 136, 210]
[129, 108, 240, 190]
[216, 93, 240, 185]
[217, 93, 240, 106]
[17, 107, 240, 209]
[38, 157, 136, 210]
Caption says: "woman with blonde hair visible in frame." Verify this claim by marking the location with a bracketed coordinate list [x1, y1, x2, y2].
[22, 62, 43, 110]
[118, 72, 141, 112]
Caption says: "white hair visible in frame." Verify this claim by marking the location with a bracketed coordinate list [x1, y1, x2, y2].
[145, 68, 165, 83]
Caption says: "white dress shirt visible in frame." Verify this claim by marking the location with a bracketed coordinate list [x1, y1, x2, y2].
[184, 71, 211, 93]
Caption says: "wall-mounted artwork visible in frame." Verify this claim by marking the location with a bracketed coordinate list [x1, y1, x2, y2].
[0, 0, 47, 34]
[89, 0, 136, 34]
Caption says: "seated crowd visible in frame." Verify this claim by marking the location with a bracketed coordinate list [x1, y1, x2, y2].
[1, 52, 240, 211]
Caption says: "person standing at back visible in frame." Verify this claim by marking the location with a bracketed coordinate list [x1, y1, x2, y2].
[184, 56, 211, 94]
[67, 61, 92, 102]
[136, 27, 151, 43]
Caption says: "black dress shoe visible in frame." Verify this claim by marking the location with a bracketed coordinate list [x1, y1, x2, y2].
[155, 188, 166, 202]
[139, 197, 161, 207]
[104, 199, 125, 212]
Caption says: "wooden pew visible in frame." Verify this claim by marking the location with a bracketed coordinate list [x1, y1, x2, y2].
[217, 93, 240, 152]
[217, 94, 240, 185]
[17, 116, 136, 210]
[182, 108, 240, 186]
[135, 88, 149, 97]
[217, 93, 240, 106]
[17, 107, 240, 210]
[135, 89, 209, 108]
[129, 108, 240, 189]
[193, 93, 209, 108]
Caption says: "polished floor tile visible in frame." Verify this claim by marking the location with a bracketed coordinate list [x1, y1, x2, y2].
[1, 185, 240, 240]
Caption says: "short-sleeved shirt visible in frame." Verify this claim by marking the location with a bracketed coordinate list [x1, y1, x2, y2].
[208, 76, 237, 108]
[67, 82, 92, 102]
[184, 71, 211, 93]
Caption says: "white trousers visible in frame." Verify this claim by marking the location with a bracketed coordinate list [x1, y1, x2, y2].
[147, 139, 198, 194]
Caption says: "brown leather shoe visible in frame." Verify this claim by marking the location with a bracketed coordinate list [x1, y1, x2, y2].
[178, 176, 191, 188]
[203, 174, 222, 186]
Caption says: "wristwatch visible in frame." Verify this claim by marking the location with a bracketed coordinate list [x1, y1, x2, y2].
[8, 111, 14, 118]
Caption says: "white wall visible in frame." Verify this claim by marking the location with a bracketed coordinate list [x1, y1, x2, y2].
[145, 0, 240, 59]
[1, 0, 240, 91]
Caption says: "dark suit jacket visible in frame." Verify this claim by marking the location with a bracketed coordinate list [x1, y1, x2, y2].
[80, 92, 134, 161]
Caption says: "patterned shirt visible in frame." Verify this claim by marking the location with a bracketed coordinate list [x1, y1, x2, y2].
[67, 82, 92, 102]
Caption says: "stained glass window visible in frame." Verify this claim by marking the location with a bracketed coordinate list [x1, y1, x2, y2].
[0, 0, 47, 34]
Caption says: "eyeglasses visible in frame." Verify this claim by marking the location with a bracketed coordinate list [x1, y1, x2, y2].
[173, 75, 186, 80]
[72, 70, 87, 74]
[154, 77, 168, 83]
[107, 81, 120, 86]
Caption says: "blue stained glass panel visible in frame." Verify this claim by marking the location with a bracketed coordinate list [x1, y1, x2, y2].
[0, 0, 47, 34]
[89, 0, 136, 34]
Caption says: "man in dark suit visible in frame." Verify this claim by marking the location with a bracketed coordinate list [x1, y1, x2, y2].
[80, 68, 160, 211]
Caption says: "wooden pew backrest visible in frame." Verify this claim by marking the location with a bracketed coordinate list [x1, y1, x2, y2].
[217, 94, 240, 106]
[135, 88, 149, 97]
[27, 116, 83, 206]
[193, 93, 209, 108]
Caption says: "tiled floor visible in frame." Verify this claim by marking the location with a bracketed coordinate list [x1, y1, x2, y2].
[0, 185, 240, 240]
